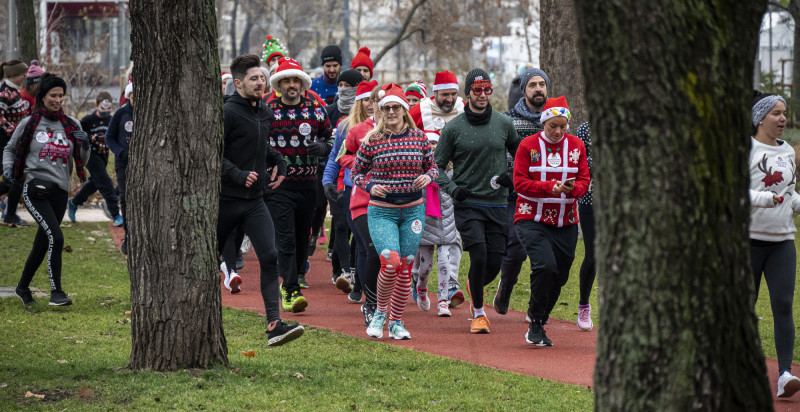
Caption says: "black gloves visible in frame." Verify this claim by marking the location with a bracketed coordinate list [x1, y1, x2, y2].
[323, 182, 341, 204]
[119, 150, 128, 161]
[496, 172, 512, 188]
[70, 130, 90, 150]
[307, 142, 328, 158]
[452, 187, 472, 202]
[2, 167, 12, 183]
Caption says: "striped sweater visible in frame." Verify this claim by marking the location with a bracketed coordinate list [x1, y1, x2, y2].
[352, 128, 438, 203]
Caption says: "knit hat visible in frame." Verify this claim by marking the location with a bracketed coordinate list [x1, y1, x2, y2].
[464, 68, 490, 95]
[377, 83, 409, 110]
[540, 95, 571, 124]
[2, 60, 27, 79]
[405, 81, 427, 100]
[337, 69, 362, 88]
[752, 93, 787, 127]
[269, 57, 312, 91]
[221, 72, 232, 84]
[25, 60, 45, 83]
[350, 47, 374, 78]
[519, 68, 550, 92]
[261, 35, 287, 64]
[433, 71, 458, 92]
[356, 80, 378, 101]
[321, 45, 343, 65]
[124, 82, 134, 99]
[424, 130, 440, 142]
[36, 73, 67, 104]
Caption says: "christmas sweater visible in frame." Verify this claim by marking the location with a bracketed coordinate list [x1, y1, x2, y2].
[409, 96, 465, 132]
[513, 130, 590, 226]
[749, 137, 800, 241]
[0, 79, 30, 148]
[105, 103, 133, 169]
[80, 110, 112, 156]
[310, 75, 338, 105]
[352, 129, 438, 203]
[267, 96, 333, 189]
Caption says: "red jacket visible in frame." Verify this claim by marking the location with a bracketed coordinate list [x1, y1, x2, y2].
[513, 131, 590, 227]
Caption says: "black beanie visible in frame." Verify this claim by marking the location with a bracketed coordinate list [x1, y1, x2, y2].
[36, 73, 67, 104]
[464, 68, 490, 95]
[321, 45, 343, 65]
[337, 69, 362, 88]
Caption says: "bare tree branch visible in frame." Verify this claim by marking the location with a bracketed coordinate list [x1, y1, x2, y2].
[372, 0, 427, 66]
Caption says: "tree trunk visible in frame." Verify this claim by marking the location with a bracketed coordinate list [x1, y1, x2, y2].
[230, 0, 239, 58]
[787, 1, 800, 125]
[127, 0, 227, 371]
[15, 0, 38, 64]
[239, 13, 253, 56]
[575, 1, 772, 409]
[540, 0, 587, 126]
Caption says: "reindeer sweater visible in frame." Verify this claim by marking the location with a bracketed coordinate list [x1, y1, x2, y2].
[749, 137, 800, 241]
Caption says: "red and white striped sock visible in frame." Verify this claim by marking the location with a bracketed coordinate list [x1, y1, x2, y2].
[376, 251, 401, 313]
[389, 257, 413, 321]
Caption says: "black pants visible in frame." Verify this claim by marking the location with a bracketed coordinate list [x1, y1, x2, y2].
[500, 199, 528, 289]
[516, 220, 578, 322]
[454, 203, 508, 309]
[18, 182, 68, 292]
[217, 196, 281, 322]
[342, 185, 361, 293]
[352, 213, 380, 305]
[72, 150, 120, 217]
[0, 180, 23, 219]
[311, 164, 328, 237]
[329, 195, 351, 274]
[116, 166, 128, 236]
[578, 203, 596, 305]
[266, 187, 316, 293]
[751, 239, 796, 375]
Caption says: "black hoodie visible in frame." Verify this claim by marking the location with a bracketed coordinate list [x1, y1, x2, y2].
[222, 92, 286, 199]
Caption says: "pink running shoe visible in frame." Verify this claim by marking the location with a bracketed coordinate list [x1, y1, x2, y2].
[577, 304, 593, 331]
[318, 228, 328, 245]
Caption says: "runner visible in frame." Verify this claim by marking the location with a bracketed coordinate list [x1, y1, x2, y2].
[105, 82, 134, 255]
[310, 45, 342, 105]
[0, 59, 31, 227]
[351, 47, 374, 81]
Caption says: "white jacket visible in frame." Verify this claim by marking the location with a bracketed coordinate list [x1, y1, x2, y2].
[749, 137, 800, 241]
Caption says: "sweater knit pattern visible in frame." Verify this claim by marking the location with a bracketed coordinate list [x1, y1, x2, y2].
[268, 98, 333, 187]
[749, 137, 800, 241]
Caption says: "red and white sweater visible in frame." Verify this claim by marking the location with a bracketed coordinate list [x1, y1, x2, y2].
[513, 131, 590, 227]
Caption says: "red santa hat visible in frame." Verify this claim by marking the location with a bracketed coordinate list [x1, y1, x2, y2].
[350, 47, 374, 79]
[356, 80, 378, 101]
[377, 83, 409, 110]
[269, 57, 312, 91]
[432, 71, 458, 92]
[540, 95, 571, 124]
[424, 130, 440, 142]
[221, 72, 232, 83]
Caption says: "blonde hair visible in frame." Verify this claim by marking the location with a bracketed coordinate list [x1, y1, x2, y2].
[347, 95, 372, 130]
[363, 108, 417, 144]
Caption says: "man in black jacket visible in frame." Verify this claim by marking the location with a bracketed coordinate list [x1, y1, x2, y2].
[220, 54, 303, 346]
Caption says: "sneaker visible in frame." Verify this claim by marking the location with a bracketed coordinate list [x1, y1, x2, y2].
[526, 319, 552, 346]
[240, 235, 251, 253]
[220, 262, 232, 291]
[2, 214, 29, 228]
[280, 286, 291, 311]
[288, 290, 308, 313]
[470, 315, 491, 334]
[416, 287, 430, 311]
[101, 201, 113, 219]
[389, 321, 411, 340]
[437, 301, 451, 317]
[120, 239, 128, 255]
[307, 234, 318, 256]
[112, 215, 124, 227]
[318, 228, 327, 245]
[15, 286, 35, 306]
[577, 304, 593, 331]
[67, 198, 78, 223]
[777, 371, 800, 397]
[267, 320, 304, 346]
[448, 289, 465, 308]
[366, 310, 387, 338]
[235, 253, 244, 270]
[361, 302, 376, 326]
[331, 272, 338, 285]
[326, 249, 332, 262]
[298, 274, 309, 289]
[348, 289, 362, 303]
[336, 271, 352, 293]
[229, 273, 242, 294]
[493, 279, 512, 315]
[49, 290, 72, 306]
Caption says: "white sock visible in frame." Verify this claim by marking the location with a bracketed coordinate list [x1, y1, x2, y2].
[474, 307, 485, 318]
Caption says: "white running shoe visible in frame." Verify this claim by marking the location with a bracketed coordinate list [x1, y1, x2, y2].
[437, 301, 451, 317]
[416, 288, 430, 311]
[240, 235, 251, 253]
[777, 371, 800, 397]
[220, 262, 232, 291]
[577, 304, 593, 331]
[229, 273, 242, 294]
[389, 321, 411, 340]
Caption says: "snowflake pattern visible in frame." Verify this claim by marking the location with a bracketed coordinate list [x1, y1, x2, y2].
[569, 148, 580, 165]
[543, 209, 558, 224]
[518, 202, 532, 215]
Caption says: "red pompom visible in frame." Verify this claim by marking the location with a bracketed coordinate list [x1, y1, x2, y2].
[358, 46, 371, 57]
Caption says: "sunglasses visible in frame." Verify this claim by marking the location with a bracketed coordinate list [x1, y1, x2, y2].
[381, 105, 404, 113]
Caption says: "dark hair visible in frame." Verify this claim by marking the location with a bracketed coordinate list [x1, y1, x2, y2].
[230, 55, 261, 82]
[0, 59, 24, 80]
[35, 73, 67, 109]
[95, 91, 113, 105]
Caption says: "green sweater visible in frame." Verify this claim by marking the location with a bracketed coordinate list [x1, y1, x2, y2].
[434, 110, 520, 205]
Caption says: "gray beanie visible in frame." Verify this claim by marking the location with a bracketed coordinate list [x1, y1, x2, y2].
[464, 68, 490, 95]
[752, 94, 786, 127]
[519, 68, 550, 92]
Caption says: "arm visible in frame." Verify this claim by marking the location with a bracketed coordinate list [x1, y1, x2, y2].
[421, 138, 438, 181]
[504, 116, 521, 158]
[567, 141, 590, 199]
[105, 110, 123, 157]
[513, 138, 557, 197]
[351, 142, 374, 193]
[750, 190, 778, 208]
[433, 125, 457, 195]
[2, 117, 28, 171]
[220, 110, 250, 186]
[323, 126, 346, 185]
[74, 118, 91, 165]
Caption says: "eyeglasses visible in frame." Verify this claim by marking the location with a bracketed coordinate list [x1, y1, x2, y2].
[470, 80, 493, 96]
[381, 105, 404, 113]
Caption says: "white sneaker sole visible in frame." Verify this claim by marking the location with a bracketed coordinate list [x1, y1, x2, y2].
[366, 327, 383, 339]
[778, 377, 800, 397]
[229, 275, 242, 294]
[268, 325, 304, 346]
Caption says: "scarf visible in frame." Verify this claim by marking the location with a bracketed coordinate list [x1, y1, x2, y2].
[13, 107, 86, 184]
[337, 86, 357, 113]
[509, 97, 543, 125]
[464, 101, 492, 126]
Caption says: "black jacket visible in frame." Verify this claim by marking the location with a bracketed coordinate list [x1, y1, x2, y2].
[222, 92, 286, 199]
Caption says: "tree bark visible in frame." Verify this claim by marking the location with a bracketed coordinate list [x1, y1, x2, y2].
[787, 1, 800, 125]
[575, 1, 773, 410]
[540, 0, 587, 126]
[15, 0, 38, 64]
[127, 0, 227, 371]
[371, 0, 427, 67]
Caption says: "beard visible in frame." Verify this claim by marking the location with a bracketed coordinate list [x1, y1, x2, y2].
[527, 93, 546, 109]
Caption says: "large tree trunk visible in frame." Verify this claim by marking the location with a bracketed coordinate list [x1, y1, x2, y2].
[540, 0, 587, 126]
[127, 0, 227, 370]
[15, 0, 38, 64]
[575, 1, 772, 409]
[787, 1, 800, 125]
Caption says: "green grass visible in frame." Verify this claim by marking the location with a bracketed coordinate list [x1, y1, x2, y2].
[0, 222, 593, 411]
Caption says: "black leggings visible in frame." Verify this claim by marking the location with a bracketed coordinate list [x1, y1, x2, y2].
[466, 244, 504, 309]
[352, 214, 380, 305]
[18, 182, 68, 292]
[217, 196, 281, 322]
[578, 203, 596, 305]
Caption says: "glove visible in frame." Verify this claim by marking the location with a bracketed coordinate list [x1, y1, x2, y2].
[307, 142, 328, 158]
[2, 167, 12, 183]
[323, 183, 339, 204]
[452, 186, 472, 202]
[496, 172, 512, 188]
[119, 150, 128, 161]
[70, 130, 90, 150]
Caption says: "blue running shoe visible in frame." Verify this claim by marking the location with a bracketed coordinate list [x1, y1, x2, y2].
[67, 198, 77, 223]
[113, 215, 124, 227]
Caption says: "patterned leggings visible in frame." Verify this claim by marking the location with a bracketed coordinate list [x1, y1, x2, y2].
[412, 243, 463, 302]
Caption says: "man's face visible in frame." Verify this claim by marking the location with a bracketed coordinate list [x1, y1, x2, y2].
[468, 80, 492, 111]
[355, 65, 371, 80]
[434, 90, 458, 112]
[235, 67, 265, 100]
[278, 77, 303, 100]
[323, 62, 341, 80]
[525, 76, 547, 109]
[268, 55, 281, 67]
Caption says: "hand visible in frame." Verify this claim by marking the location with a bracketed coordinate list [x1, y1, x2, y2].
[496, 172, 512, 188]
[307, 142, 327, 157]
[70, 130, 90, 149]
[552, 181, 563, 196]
[2, 167, 12, 183]
[324, 183, 339, 203]
[244, 171, 258, 188]
[773, 194, 782, 205]
[370, 184, 388, 198]
[119, 150, 128, 161]
[268, 175, 284, 190]
[414, 174, 432, 189]
[561, 179, 575, 195]
[452, 186, 471, 202]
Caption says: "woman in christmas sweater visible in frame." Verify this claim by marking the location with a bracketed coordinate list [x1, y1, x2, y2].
[513, 96, 590, 346]
[748, 93, 800, 398]
[352, 83, 438, 340]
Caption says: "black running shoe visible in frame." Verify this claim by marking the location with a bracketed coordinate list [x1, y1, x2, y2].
[493, 279, 512, 315]
[361, 303, 376, 327]
[235, 252, 244, 270]
[267, 320, 304, 346]
[15, 287, 35, 306]
[120, 239, 128, 255]
[348, 289, 362, 303]
[526, 319, 552, 346]
[49, 291, 72, 306]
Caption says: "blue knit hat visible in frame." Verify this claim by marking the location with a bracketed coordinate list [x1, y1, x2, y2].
[519, 68, 550, 92]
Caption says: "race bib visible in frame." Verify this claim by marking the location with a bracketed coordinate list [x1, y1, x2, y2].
[299, 123, 311, 136]
[547, 152, 562, 167]
[35, 131, 49, 143]
[411, 219, 423, 234]
[124, 121, 133, 133]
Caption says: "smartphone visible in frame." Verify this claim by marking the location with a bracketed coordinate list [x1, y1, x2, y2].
[563, 177, 576, 186]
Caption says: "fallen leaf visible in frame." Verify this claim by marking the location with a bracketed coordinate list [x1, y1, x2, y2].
[231, 368, 240, 375]
[124, 311, 131, 316]
[75, 340, 83, 344]
[241, 350, 255, 358]
[64, 245, 73, 253]
[86, 236, 96, 242]
[79, 386, 94, 399]
[0, 382, 7, 388]
[154, 397, 160, 402]
[57, 359, 67, 364]
[116, 318, 130, 324]
[294, 372, 304, 379]
[25, 391, 45, 399]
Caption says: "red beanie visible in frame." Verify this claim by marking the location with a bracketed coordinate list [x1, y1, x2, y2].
[356, 80, 378, 101]
[377, 83, 408, 110]
[351, 47, 374, 79]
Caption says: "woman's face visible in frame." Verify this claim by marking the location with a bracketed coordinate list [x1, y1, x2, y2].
[43, 87, 64, 112]
[544, 116, 568, 141]
[406, 95, 420, 107]
[760, 101, 787, 139]
[362, 98, 374, 117]
[382, 103, 405, 130]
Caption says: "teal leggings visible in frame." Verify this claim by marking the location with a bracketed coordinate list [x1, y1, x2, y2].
[367, 203, 426, 262]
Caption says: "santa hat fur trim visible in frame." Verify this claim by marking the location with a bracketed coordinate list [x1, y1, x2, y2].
[269, 57, 312, 90]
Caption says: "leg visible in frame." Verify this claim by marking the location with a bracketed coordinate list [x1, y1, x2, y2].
[266, 190, 299, 292]
[516, 220, 559, 323]
[763, 240, 796, 375]
[543, 225, 579, 320]
[437, 243, 462, 303]
[21, 184, 68, 297]
[578, 204, 596, 305]
[116, 167, 128, 247]
[291, 189, 316, 292]
[500, 199, 527, 289]
[353, 214, 379, 305]
[90, 153, 120, 217]
[415, 245, 435, 296]
[240, 199, 283, 323]
[367, 205, 402, 316]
